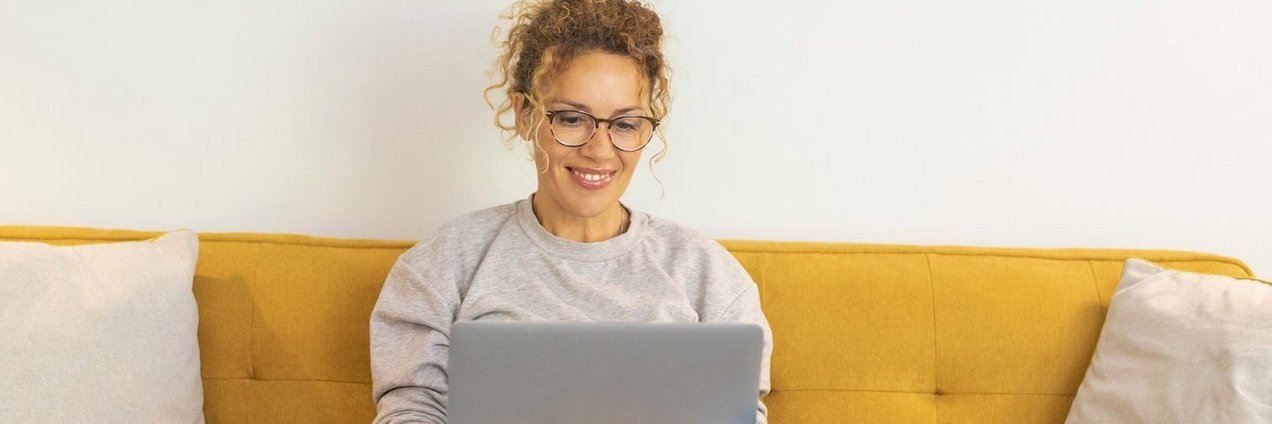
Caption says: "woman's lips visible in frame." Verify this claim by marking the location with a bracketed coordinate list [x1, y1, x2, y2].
[568, 167, 614, 190]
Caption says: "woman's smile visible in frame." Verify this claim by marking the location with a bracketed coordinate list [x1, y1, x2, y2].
[567, 167, 616, 190]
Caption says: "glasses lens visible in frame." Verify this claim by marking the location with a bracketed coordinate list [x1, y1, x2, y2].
[610, 117, 654, 151]
[549, 111, 594, 146]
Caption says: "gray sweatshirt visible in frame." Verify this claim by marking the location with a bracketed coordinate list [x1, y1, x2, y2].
[370, 196, 772, 424]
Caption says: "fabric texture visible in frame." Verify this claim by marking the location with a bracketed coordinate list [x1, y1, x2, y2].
[1065, 258, 1272, 423]
[369, 196, 773, 424]
[0, 230, 204, 423]
[0, 225, 1256, 424]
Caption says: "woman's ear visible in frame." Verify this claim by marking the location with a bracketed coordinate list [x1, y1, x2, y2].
[511, 92, 530, 141]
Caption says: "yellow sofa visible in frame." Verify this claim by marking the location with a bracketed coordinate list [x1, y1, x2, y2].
[0, 226, 1255, 423]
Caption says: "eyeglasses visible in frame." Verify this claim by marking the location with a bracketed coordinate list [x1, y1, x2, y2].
[544, 110, 661, 152]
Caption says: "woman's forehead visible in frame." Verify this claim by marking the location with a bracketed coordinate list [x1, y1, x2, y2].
[543, 52, 650, 113]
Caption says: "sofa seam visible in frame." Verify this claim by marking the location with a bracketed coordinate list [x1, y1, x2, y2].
[201, 235, 415, 249]
[925, 253, 940, 397]
[204, 376, 370, 385]
[731, 249, 1233, 262]
[770, 387, 1075, 397]
[249, 242, 262, 381]
[247, 242, 264, 424]
[0, 233, 416, 250]
[718, 247, 1249, 274]
[1086, 260, 1105, 309]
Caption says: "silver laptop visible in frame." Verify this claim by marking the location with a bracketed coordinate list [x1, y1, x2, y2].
[446, 321, 763, 424]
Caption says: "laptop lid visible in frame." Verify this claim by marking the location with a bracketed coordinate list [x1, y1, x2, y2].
[446, 321, 763, 424]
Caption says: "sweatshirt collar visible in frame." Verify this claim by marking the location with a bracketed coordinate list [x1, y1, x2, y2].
[515, 194, 646, 262]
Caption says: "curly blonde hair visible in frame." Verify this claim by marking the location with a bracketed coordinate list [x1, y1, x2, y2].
[484, 0, 671, 168]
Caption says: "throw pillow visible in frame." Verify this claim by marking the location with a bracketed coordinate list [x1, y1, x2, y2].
[1065, 258, 1272, 423]
[0, 230, 204, 423]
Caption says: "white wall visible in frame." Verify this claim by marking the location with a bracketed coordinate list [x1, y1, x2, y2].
[3, 0, 1268, 276]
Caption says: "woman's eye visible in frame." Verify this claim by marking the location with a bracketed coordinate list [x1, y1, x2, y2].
[612, 119, 643, 133]
[555, 113, 588, 127]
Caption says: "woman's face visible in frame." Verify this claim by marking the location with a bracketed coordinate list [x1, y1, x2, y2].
[517, 51, 649, 221]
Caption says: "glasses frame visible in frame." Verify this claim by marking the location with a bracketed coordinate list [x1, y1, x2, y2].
[544, 109, 661, 152]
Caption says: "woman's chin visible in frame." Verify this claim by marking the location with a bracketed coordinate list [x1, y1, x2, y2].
[539, 175, 627, 218]
[556, 185, 618, 213]
[561, 198, 616, 219]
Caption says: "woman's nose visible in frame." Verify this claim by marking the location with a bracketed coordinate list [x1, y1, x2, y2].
[580, 125, 618, 158]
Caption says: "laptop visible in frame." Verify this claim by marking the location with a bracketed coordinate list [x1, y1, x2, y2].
[446, 321, 763, 424]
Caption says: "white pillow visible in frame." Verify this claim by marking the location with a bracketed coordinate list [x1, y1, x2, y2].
[0, 231, 204, 423]
[1066, 258, 1272, 423]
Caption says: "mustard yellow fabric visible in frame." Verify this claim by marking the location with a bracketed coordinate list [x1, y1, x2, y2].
[0, 226, 1255, 424]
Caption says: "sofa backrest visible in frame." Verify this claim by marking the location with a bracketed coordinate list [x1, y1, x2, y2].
[1, 226, 1253, 423]
[722, 240, 1250, 424]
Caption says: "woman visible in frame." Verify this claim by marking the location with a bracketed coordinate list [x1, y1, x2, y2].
[370, 1, 771, 423]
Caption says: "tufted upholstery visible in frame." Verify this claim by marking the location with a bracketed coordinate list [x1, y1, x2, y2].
[0, 226, 1254, 423]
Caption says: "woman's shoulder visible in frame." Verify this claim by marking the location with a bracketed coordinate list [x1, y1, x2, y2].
[639, 212, 745, 273]
[397, 202, 518, 267]
[641, 213, 720, 251]
[438, 202, 518, 235]
[637, 212, 758, 311]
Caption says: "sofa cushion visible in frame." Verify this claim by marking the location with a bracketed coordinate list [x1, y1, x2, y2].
[1, 227, 1255, 424]
[1066, 259, 1272, 423]
[0, 231, 204, 423]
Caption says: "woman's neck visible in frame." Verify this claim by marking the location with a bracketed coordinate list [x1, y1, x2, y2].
[531, 193, 627, 243]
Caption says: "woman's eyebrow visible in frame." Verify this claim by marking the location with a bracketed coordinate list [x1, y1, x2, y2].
[548, 100, 592, 112]
[611, 107, 645, 116]
[548, 100, 645, 116]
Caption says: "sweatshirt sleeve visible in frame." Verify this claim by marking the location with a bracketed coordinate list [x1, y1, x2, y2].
[370, 257, 461, 424]
[713, 284, 773, 424]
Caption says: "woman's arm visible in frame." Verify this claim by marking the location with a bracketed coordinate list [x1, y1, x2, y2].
[711, 284, 773, 424]
[370, 258, 461, 424]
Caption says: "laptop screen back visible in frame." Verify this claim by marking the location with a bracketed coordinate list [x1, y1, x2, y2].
[446, 321, 763, 424]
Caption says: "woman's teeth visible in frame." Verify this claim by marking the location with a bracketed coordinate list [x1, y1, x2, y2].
[571, 168, 612, 182]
